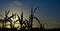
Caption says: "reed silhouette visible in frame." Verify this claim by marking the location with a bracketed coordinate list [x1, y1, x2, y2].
[0, 9, 16, 28]
[0, 7, 60, 31]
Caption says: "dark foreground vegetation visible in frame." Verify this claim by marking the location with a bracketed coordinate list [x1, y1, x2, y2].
[0, 28, 60, 31]
[0, 7, 60, 31]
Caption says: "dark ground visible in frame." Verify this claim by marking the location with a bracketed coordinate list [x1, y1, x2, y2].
[0, 28, 60, 31]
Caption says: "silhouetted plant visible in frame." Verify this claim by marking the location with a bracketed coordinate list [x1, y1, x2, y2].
[28, 7, 41, 30]
[0, 9, 16, 28]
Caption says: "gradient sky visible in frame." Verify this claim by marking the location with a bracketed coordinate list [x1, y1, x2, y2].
[0, 0, 60, 29]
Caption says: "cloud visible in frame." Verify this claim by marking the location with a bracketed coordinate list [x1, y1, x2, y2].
[10, 1, 22, 6]
[8, 1, 22, 10]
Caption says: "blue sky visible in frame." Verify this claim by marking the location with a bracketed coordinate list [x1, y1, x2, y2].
[0, 0, 60, 29]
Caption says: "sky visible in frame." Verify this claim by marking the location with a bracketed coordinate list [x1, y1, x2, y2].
[0, 0, 60, 29]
